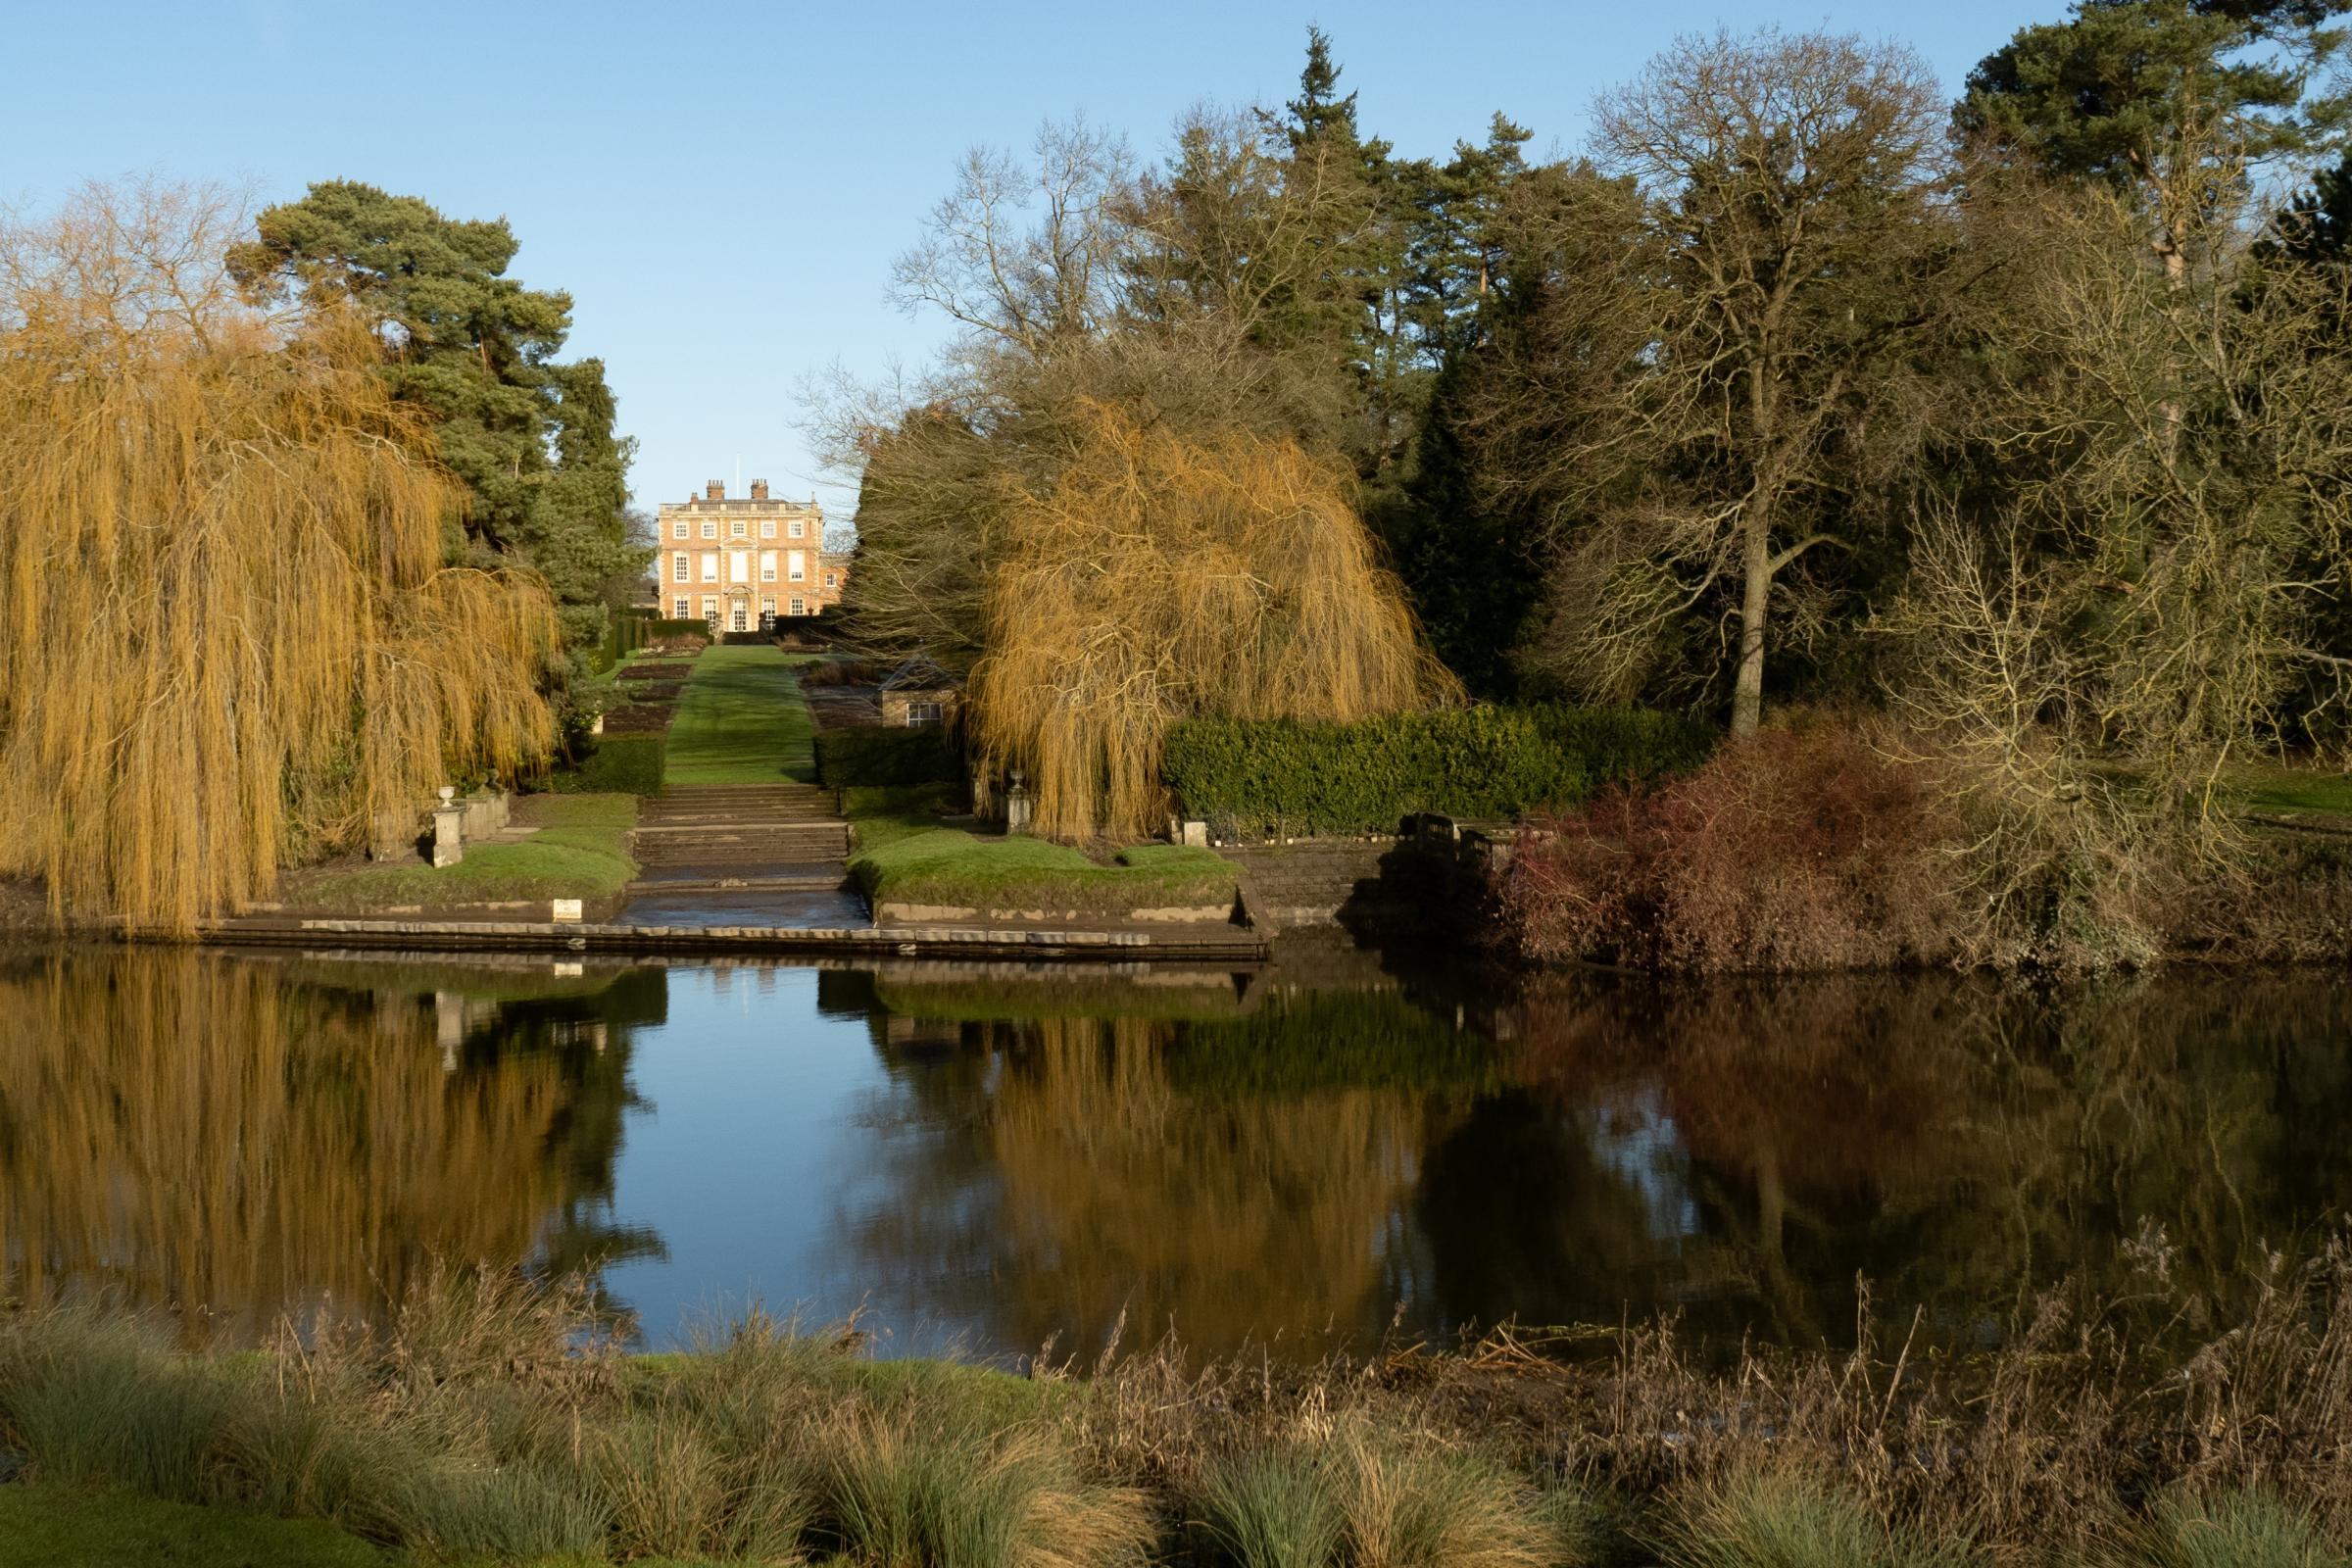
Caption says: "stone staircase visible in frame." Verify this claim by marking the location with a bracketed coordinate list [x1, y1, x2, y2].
[628, 784, 851, 873]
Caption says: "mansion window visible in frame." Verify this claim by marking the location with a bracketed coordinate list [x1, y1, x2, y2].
[788, 519, 805, 539]
[730, 519, 747, 538]
[730, 604, 749, 631]
[789, 597, 806, 615]
[700, 520, 716, 539]
[787, 551, 806, 582]
[671, 597, 689, 617]
[671, 553, 688, 582]
[701, 554, 718, 582]
[760, 596, 775, 616]
[671, 520, 687, 539]
[823, 571, 837, 589]
[760, 519, 775, 538]
[760, 550, 777, 582]
[699, 596, 718, 621]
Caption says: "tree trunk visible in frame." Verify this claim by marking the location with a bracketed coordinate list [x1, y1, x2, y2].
[1731, 510, 1771, 739]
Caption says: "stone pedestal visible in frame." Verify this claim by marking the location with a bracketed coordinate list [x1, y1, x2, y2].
[431, 804, 465, 868]
[1004, 770, 1032, 836]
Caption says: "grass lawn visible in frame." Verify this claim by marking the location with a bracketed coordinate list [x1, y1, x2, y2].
[0, 1484, 395, 1568]
[289, 795, 638, 913]
[662, 645, 814, 787]
[2230, 760, 2352, 817]
[843, 785, 1240, 916]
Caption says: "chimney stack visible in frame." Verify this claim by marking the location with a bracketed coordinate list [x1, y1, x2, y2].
[751, 478, 770, 501]
[706, 480, 724, 501]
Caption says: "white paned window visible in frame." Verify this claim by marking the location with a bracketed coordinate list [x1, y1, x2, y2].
[789, 597, 806, 615]
[701, 520, 716, 539]
[824, 572, 837, 589]
[730, 549, 750, 583]
[671, 520, 687, 539]
[671, 597, 689, 617]
[760, 596, 774, 615]
[789, 519, 805, 539]
[760, 519, 775, 538]
[701, 554, 717, 582]
[699, 596, 717, 620]
[730, 519, 747, 538]
[760, 550, 776, 582]
[787, 551, 806, 582]
[671, 553, 687, 582]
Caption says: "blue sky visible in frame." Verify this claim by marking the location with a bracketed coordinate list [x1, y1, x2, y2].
[7, 0, 2053, 522]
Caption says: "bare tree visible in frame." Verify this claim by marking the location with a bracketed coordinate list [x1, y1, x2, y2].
[887, 117, 1133, 370]
[1476, 29, 1967, 736]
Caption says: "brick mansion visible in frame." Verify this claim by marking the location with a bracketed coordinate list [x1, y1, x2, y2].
[657, 479, 850, 630]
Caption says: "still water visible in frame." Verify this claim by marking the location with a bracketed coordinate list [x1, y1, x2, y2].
[2, 943, 2346, 1361]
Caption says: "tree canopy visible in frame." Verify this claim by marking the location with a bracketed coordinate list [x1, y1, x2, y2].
[228, 180, 644, 660]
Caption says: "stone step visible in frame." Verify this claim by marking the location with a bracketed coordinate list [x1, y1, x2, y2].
[635, 817, 847, 827]
[630, 832, 851, 859]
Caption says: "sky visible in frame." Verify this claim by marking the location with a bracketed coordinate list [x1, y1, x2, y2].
[6, 0, 2056, 525]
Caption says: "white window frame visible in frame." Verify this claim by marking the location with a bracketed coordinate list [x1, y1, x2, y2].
[671, 519, 687, 539]
[671, 596, 689, 617]
[788, 519, 805, 539]
[730, 518, 747, 538]
[760, 519, 775, 538]
[701, 554, 717, 582]
[760, 549, 777, 583]
[787, 551, 806, 583]
[699, 595, 718, 622]
[671, 553, 688, 582]
[788, 597, 806, 616]
[700, 519, 716, 539]
[906, 700, 943, 728]
[760, 596, 775, 615]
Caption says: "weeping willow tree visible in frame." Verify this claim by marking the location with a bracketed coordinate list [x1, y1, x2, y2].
[0, 183, 557, 933]
[970, 401, 1456, 840]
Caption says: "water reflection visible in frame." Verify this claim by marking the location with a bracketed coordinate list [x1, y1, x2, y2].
[0, 950, 656, 1337]
[0, 945, 2343, 1360]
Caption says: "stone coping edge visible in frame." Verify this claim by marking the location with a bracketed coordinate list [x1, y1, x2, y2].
[185, 918, 1268, 962]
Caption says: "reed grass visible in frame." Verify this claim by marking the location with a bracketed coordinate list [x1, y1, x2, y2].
[3, 1250, 2351, 1566]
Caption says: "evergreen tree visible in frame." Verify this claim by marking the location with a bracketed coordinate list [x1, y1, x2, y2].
[228, 181, 645, 660]
[1957, 0, 2348, 279]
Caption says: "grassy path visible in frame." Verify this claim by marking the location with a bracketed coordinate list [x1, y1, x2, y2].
[662, 646, 814, 787]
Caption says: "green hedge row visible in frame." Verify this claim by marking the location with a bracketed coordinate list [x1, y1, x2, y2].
[649, 616, 708, 637]
[1161, 706, 1714, 838]
[547, 733, 667, 795]
[814, 727, 962, 788]
[585, 609, 667, 674]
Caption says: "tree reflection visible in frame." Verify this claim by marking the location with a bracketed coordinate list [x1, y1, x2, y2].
[839, 967, 2352, 1361]
[0, 950, 656, 1338]
[841, 994, 1490, 1359]
[1489, 973, 2352, 1346]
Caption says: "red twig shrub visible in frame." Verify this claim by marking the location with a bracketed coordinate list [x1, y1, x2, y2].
[1495, 722, 1963, 971]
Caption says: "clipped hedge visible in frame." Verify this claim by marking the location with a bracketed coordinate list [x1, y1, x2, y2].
[1162, 706, 1714, 838]
[815, 726, 962, 788]
[547, 732, 667, 795]
[650, 616, 708, 637]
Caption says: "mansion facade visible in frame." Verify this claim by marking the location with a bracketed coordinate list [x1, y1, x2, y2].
[656, 479, 850, 630]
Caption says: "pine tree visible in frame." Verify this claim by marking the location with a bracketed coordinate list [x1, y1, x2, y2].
[229, 181, 646, 660]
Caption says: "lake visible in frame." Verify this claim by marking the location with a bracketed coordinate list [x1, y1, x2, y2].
[3, 942, 2345, 1362]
